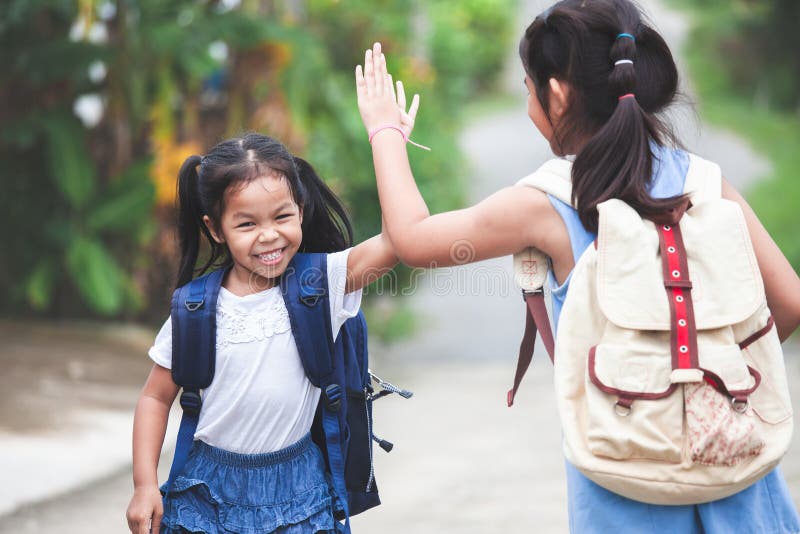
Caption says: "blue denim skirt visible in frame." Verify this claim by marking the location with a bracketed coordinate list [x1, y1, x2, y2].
[160, 433, 343, 533]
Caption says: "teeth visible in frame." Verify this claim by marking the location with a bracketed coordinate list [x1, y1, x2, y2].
[259, 250, 282, 261]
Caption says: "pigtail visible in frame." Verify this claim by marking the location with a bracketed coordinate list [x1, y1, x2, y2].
[175, 155, 204, 288]
[175, 155, 229, 288]
[293, 156, 353, 253]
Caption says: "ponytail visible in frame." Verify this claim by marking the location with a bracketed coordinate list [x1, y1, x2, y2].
[293, 156, 353, 253]
[175, 155, 228, 288]
[572, 20, 683, 233]
[520, 0, 685, 233]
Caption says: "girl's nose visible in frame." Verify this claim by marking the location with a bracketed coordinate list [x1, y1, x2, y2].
[257, 227, 279, 242]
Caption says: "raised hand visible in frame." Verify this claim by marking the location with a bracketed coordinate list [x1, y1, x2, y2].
[355, 42, 420, 139]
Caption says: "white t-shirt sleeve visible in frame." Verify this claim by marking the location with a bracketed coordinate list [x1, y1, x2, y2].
[148, 317, 173, 369]
[327, 248, 363, 341]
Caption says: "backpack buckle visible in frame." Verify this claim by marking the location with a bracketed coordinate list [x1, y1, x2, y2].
[185, 299, 204, 311]
[324, 384, 343, 412]
[299, 294, 320, 307]
[180, 390, 202, 416]
[521, 288, 544, 299]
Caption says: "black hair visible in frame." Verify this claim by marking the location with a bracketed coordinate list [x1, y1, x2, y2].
[519, 0, 685, 232]
[175, 133, 353, 288]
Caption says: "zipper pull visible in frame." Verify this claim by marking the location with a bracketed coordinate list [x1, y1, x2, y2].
[369, 370, 414, 399]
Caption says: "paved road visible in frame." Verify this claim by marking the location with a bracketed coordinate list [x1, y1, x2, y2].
[0, 1, 795, 533]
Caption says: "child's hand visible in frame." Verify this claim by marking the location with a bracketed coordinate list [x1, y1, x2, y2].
[395, 79, 420, 140]
[356, 42, 420, 139]
[126, 485, 163, 534]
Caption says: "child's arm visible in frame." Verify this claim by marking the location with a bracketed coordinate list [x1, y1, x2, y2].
[354, 43, 563, 268]
[126, 364, 179, 534]
[722, 179, 800, 341]
[345, 216, 397, 293]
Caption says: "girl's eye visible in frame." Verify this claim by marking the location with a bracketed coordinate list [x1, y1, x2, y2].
[236, 222, 254, 228]
[276, 213, 293, 220]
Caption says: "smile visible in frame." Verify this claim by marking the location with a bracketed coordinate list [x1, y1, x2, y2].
[255, 248, 285, 265]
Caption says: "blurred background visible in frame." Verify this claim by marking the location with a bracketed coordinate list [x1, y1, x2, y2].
[0, 0, 798, 532]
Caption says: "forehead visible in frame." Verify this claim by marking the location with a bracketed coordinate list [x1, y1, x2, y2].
[224, 174, 296, 211]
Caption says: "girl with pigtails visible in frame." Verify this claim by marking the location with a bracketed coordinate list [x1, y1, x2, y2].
[126, 133, 401, 533]
[355, 0, 800, 531]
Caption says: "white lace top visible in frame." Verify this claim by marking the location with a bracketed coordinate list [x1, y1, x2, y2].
[148, 250, 361, 454]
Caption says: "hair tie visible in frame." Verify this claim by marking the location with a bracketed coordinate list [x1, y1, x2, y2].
[618, 93, 636, 101]
[614, 59, 634, 67]
[540, 6, 553, 25]
[616, 33, 636, 42]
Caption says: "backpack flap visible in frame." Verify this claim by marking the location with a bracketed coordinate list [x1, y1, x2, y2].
[596, 198, 764, 331]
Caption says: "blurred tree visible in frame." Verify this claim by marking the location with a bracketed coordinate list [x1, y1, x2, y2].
[0, 0, 516, 322]
[673, 0, 800, 270]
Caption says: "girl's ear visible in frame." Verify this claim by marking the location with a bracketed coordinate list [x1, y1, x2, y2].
[203, 215, 224, 244]
[548, 78, 571, 122]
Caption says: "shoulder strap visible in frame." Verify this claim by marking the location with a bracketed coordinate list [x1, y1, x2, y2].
[164, 268, 226, 512]
[513, 158, 573, 292]
[684, 153, 722, 203]
[507, 159, 573, 406]
[280, 252, 335, 387]
[281, 252, 352, 532]
[170, 269, 225, 389]
[515, 157, 573, 205]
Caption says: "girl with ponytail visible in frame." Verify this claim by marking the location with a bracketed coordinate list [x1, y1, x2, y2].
[126, 133, 398, 533]
[355, 0, 800, 530]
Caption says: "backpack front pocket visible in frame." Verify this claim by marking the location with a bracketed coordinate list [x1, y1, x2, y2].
[586, 344, 684, 463]
[687, 343, 764, 465]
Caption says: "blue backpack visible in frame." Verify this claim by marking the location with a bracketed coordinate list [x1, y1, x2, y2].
[164, 252, 411, 532]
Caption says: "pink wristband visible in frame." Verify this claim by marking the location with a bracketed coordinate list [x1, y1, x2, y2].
[368, 124, 407, 144]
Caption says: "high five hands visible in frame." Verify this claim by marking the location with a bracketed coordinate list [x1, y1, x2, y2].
[356, 42, 421, 144]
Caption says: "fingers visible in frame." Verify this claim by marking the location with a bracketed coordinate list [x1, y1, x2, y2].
[378, 51, 392, 98]
[363, 47, 374, 97]
[138, 517, 150, 534]
[389, 74, 395, 102]
[396, 80, 406, 111]
[359, 42, 396, 100]
[408, 93, 420, 121]
[355, 65, 366, 100]
[374, 42, 385, 97]
[152, 504, 163, 534]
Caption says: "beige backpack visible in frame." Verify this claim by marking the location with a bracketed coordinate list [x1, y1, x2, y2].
[508, 154, 793, 504]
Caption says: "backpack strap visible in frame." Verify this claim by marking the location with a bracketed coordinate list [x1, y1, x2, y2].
[684, 153, 722, 203]
[164, 268, 226, 505]
[507, 159, 573, 406]
[281, 253, 351, 533]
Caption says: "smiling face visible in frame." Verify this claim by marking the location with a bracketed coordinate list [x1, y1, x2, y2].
[204, 173, 303, 295]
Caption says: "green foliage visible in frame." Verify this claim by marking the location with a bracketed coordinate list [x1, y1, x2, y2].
[669, 0, 800, 270]
[11, 111, 156, 314]
[1, 0, 517, 324]
[44, 114, 97, 210]
[65, 236, 126, 314]
[362, 299, 417, 345]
